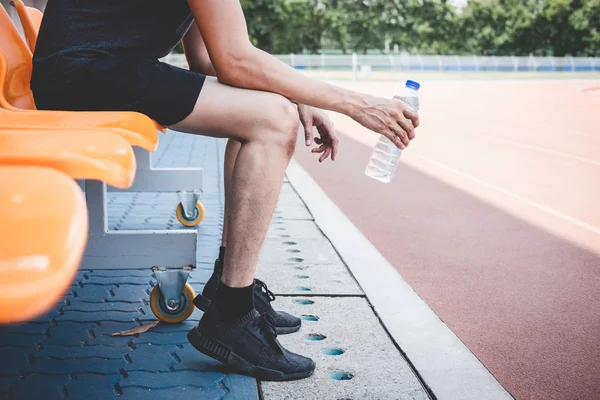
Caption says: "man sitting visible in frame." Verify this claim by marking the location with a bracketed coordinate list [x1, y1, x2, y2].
[30, 0, 418, 381]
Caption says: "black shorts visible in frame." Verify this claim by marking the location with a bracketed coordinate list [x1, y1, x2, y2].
[31, 53, 206, 126]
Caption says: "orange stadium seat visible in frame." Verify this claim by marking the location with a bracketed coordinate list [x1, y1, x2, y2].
[12, 0, 41, 52]
[0, 4, 163, 150]
[0, 166, 88, 324]
[0, 128, 137, 189]
[5, 1, 168, 133]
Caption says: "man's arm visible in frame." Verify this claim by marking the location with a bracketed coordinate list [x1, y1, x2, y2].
[187, 0, 418, 148]
[182, 21, 339, 161]
[182, 22, 217, 76]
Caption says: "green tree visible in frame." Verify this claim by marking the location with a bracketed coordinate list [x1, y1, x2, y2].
[459, 0, 599, 56]
[540, 0, 600, 56]
[398, 0, 461, 55]
[322, 0, 389, 54]
[240, 0, 329, 53]
[179, 0, 599, 56]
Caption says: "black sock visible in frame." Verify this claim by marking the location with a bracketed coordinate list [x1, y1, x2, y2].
[214, 281, 255, 322]
[214, 246, 226, 274]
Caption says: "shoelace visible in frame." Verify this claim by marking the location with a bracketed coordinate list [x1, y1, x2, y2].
[252, 312, 284, 354]
[257, 313, 278, 338]
[255, 279, 276, 302]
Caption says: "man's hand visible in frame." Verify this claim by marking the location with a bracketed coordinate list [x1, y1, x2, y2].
[298, 105, 339, 162]
[350, 94, 419, 150]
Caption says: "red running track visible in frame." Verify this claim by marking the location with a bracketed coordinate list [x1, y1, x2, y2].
[293, 79, 600, 400]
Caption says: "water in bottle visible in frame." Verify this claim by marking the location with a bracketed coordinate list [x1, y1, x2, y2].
[365, 79, 420, 183]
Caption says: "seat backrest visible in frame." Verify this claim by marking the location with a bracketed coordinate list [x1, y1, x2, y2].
[13, 0, 41, 53]
[0, 4, 35, 110]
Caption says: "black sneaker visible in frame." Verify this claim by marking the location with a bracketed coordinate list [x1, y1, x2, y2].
[194, 258, 301, 334]
[187, 307, 315, 381]
[253, 279, 301, 334]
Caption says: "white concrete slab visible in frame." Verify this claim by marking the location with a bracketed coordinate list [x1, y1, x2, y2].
[285, 160, 513, 400]
[262, 297, 428, 400]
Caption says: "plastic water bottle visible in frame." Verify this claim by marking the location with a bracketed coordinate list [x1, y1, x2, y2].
[365, 80, 420, 183]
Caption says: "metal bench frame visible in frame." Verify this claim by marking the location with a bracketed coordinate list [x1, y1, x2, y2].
[82, 144, 203, 271]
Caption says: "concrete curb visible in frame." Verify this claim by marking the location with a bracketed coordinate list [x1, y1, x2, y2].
[285, 158, 514, 400]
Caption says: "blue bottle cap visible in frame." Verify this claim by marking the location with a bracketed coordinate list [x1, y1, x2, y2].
[405, 80, 420, 91]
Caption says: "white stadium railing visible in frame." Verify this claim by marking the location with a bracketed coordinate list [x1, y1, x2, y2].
[161, 53, 600, 76]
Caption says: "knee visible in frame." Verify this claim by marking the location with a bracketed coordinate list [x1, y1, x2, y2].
[258, 95, 299, 157]
[276, 99, 299, 157]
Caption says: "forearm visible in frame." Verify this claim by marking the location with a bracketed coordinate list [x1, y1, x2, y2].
[187, 0, 368, 119]
[181, 23, 217, 77]
[188, 58, 217, 77]
[219, 47, 363, 116]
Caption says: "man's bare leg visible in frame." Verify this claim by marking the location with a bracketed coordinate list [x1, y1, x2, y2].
[221, 138, 241, 248]
[193, 139, 238, 304]
[196, 133, 302, 335]
[173, 77, 296, 287]
[172, 77, 314, 381]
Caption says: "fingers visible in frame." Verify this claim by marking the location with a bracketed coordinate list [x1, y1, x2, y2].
[319, 148, 332, 163]
[313, 145, 332, 162]
[380, 127, 405, 149]
[311, 143, 333, 162]
[397, 117, 415, 141]
[300, 115, 314, 146]
[388, 121, 409, 148]
[331, 138, 338, 161]
[392, 97, 418, 134]
[317, 122, 339, 162]
[403, 108, 420, 129]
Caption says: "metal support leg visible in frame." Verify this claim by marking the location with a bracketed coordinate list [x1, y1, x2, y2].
[152, 267, 193, 312]
[83, 180, 197, 270]
[107, 147, 203, 192]
[177, 189, 202, 219]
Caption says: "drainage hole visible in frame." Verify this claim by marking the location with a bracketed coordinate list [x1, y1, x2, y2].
[295, 287, 311, 292]
[295, 275, 310, 279]
[305, 333, 326, 341]
[322, 348, 345, 356]
[288, 258, 304, 263]
[329, 372, 353, 381]
[300, 314, 319, 321]
[286, 249, 301, 253]
[294, 299, 314, 305]
[283, 241, 297, 245]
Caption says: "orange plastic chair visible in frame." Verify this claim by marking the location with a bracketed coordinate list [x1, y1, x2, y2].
[0, 166, 88, 324]
[0, 3, 33, 110]
[12, 0, 41, 52]
[0, 5, 163, 149]
[0, 129, 136, 189]
[0, 105, 158, 152]
[0, 50, 159, 151]
[3, 3, 168, 133]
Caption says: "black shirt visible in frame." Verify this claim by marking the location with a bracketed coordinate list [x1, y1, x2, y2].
[33, 0, 194, 61]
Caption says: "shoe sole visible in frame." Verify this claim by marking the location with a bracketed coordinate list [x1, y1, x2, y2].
[187, 326, 315, 381]
[195, 295, 301, 336]
[276, 325, 301, 335]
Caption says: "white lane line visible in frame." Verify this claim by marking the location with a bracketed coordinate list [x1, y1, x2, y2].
[469, 134, 600, 166]
[414, 154, 600, 236]
[518, 124, 599, 139]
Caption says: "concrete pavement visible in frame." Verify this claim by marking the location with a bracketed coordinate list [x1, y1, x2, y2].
[0, 131, 508, 399]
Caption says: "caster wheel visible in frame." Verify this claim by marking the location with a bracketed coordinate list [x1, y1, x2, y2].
[150, 282, 196, 324]
[175, 201, 205, 227]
